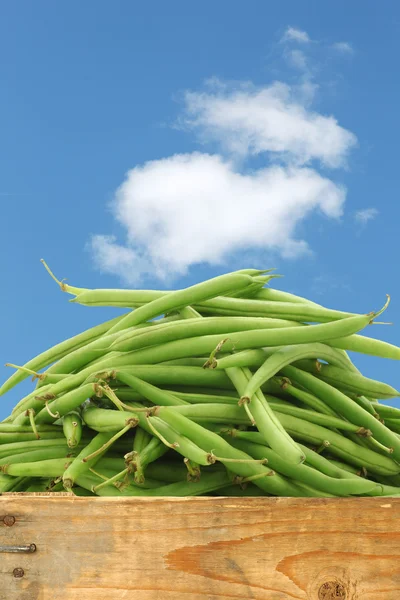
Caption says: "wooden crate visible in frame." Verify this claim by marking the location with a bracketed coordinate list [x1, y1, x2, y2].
[1, 494, 399, 599]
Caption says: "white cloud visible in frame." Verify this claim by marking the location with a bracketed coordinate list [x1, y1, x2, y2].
[355, 208, 379, 225]
[333, 42, 354, 54]
[281, 27, 311, 44]
[182, 80, 357, 168]
[90, 153, 346, 283]
[90, 33, 357, 283]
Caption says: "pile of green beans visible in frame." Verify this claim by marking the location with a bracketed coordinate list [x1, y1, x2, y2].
[1, 262, 400, 498]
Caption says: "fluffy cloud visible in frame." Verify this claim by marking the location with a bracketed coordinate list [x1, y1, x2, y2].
[182, 80, 357, 168]
[90, 36, 357, 283]
[90, 153, 346, 283]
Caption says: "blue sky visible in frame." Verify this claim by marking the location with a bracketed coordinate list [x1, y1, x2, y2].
[1, 1, 399, 417]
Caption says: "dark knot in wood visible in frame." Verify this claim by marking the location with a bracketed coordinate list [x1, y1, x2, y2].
[318, 580, 346, 599]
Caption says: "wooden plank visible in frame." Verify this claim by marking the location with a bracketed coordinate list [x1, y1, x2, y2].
[1, 496, 400, 600]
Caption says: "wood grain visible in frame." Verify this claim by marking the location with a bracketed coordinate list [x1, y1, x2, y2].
[1, 495, 400, 600]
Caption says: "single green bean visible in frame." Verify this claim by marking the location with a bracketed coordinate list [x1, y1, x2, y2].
[115, 372, 187, 407]
[330, 334, 400, 360]
[252, 287, 323, 307]
[2, 458, 73, 477]
[34, 383, 96, 425]
[62, 411, 83, 448]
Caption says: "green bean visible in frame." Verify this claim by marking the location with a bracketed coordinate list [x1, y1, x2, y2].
[111, 316, 305, 353]
[143, 461, 210, 483]
[241, 343, 365, 403]
[83, 406, 212, 466]
[139, 436, 169, 470]
[252, 287, 323, 307]
[42, 317, 180, 380]
[24, 480, 54, 492]
[166, 391, 239, 404]
[62, 411, 83, 448]
[71, 271, 264, 310]
[307, 363, 400, 399]
[62, 432, 117, 490]
[282, 365, 400, 461]
[215, 344, 357, 375]
[0, 313, 126, 396]
[383, 420, 400, 434]
[228, 437, 381, 496]
[330, 334, 400, 360]
[0, 437, 82, 460]
[0, 423, 62, 434]
[72, 289, 164, 307]
[105, 273, 254, 334]
[34, 383, 96, 425]
[227, 428, 399, 476]
[77, 470, 233, 497]
[133, 427, 152, 455]
[115, 372, 187, 407]
[2, 458, 73, 477]
[0, 430, 65, 444]
[11, 383, 54, 417]
[34, 362, 282, 404]
[226, 366, 304, 464]
[367, 403, 400, 419]
[194, 296, 357, 322]
[153, 406, 310, 496]
[41, 331, 125, 378]
[327, 459, 361, 476]
[346, 394, 378, 417]
[91, 312, 377, 372]
[300, 446, 361, 479]
[0, 446, 81, 466]
[169, 401, 368, 434]
[0, 474, 26, 493]
[274, 378, 340, 417]
[228, 275, 277, 298]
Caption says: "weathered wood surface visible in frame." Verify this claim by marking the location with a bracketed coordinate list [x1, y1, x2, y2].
[1, 495, 399, 600]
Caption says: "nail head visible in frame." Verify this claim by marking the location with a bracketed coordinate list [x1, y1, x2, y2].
[13, 568, 24, 578]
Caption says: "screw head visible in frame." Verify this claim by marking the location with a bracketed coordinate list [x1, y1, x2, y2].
[3, 515, 15, 527]
[13, 568, 24, 579]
